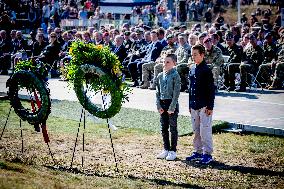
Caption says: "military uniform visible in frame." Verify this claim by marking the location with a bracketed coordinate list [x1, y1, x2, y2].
[239, 42, 264, 90]
[176, 43, 191, 91]
[124, 39, 133, 52]
[257, 41, 277, 84]
[205, 45, 224, 87]
[224, 43, 243, 89]
[142, 44, 177, 89]
[123, 39, 149, 67]
[268, 44, 284, 89]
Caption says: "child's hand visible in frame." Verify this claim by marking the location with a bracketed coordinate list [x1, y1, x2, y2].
[167, 110, 174, 115]
[158, 108, 164, 114]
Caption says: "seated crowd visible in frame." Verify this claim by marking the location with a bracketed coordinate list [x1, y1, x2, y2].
[0, 10, 284, 92]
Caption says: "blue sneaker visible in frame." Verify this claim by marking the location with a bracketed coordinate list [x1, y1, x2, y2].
[200, 154, 213, 164]
[186, 152, 202, 161]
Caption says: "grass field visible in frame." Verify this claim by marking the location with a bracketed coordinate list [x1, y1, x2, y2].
[0, 99, 283, 188]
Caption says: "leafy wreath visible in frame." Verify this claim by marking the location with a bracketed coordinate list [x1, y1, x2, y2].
[65, 41, 130, 119]
[7, 62, 51, 125]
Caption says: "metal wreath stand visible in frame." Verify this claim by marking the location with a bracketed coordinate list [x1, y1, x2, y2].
[70, 80, 119, 172]
[1, 72, 119, 172]
[0, 87, 56, 165]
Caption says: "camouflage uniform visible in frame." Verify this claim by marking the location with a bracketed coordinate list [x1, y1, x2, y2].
[142, 44, 177, 89]
[268, 45, 284, 88]
[175, 43, 191, 91]
[205, 45, 224, 87]
[239, 44, 264, 89]
[257, 42, 277, 84]
[225, 43, 243, 89]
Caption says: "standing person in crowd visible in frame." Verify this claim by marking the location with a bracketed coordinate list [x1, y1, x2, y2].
[204, 8, 212, 23]
[0, 12, 14, 35]
[186, 44, 215, 164]
[250, 13, 258, 26]
[156, 53, 181, 161]
[28, 6, 37, 32]
[42, 1, 50, 27]
[215, 12, 225, 26]
[241, 13, 248, 24]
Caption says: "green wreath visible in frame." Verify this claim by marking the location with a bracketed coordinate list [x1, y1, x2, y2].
[65, 41, 130, 119]
[7, 70, 51, 125]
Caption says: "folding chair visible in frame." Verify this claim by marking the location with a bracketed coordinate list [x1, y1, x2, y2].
[247, 65, 270, 91]
[217, 55, 230, 91]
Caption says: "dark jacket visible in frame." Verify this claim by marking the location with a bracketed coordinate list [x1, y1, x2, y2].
[32, 41, 48, 57]
[160, 39, 168, 48]
[0, 38, 12, 55]
[140, 41, 163, 62]
[40, 41, 61, 66]
[188, 60, 215, 110]
[111, 45, 127, 63]
[225, 43, 243, 63]
[124, 39, 133, 52]
[11, 38, 28, 53]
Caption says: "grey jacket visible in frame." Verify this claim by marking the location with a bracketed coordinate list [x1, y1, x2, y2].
[155, 68, 181, 112]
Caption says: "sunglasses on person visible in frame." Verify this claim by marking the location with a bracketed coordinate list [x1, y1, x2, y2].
[50, 35, 57, 38]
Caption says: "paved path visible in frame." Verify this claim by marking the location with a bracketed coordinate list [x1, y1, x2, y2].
[1, 76, 284, 131]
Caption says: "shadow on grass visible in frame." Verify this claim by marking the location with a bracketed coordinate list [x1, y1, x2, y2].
[181, 160, 283, 177]
[45, 165, 203, 189]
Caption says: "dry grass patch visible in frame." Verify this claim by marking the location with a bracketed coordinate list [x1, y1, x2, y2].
[0, 100, 283, 188]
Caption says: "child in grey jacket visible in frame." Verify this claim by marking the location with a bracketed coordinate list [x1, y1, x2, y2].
[155, 53, 181, 161]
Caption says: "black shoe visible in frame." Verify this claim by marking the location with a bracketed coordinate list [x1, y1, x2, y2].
[130, 80, 139, 87]
[235, 87, 246, 92]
